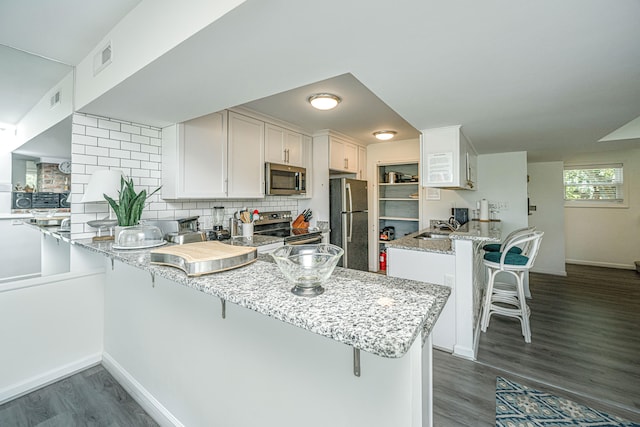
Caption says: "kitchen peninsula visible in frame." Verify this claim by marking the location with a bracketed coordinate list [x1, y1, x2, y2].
[386, 221, 501, 360]
[3, 224, 449, 427]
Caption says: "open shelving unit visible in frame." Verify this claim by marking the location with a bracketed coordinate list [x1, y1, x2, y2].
[375, 161, 422, 271]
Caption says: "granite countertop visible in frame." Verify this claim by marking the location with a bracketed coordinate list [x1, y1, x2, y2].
[72, 238, 449, 359]
[225, 235, 283, 247]
[385, 220, 501, 254]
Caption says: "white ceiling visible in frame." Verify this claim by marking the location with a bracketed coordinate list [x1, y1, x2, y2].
[0, 0, 142, 125]
[3, 0, 640, 162]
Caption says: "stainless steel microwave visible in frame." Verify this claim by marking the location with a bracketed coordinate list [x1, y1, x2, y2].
[265, 163, 306, 195]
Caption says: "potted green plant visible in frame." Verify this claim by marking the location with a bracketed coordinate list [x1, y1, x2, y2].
[104, 177, 161, 227]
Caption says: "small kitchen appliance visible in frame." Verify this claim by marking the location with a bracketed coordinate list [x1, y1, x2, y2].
[209, 206, 230, 240]
[452, 208, 469, 225]
[265, 163, 306, 196]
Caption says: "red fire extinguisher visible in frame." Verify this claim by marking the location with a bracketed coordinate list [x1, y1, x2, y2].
[379, 249, 387, 271]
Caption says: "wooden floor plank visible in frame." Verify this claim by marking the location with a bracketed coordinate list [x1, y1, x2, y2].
[433, 264, 640, 426]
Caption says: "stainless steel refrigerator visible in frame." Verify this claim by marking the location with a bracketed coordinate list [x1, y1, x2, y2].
[329, 178, 369, 271]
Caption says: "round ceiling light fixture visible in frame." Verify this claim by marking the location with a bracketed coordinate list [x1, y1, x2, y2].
[373, 130, 397, 141]
[308, 93, 341, 110]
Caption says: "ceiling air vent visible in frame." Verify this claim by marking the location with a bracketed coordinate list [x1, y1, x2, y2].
[50, 90, 61, 108]
[93, 41, 112, 76]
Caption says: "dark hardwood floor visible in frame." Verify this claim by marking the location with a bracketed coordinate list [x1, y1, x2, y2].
[2, 264, 638, 426]
[0, 365, 157, 427]
[433, 264, 640, 426]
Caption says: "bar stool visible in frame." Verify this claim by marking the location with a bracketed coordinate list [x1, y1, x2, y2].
[480, 230, 544, 343]
[482, 226, 536, 254]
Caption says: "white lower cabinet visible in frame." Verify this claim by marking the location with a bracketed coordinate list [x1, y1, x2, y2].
[386, 247, 456, 352]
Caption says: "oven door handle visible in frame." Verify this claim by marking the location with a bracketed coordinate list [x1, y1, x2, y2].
[288, 236, 322, 245]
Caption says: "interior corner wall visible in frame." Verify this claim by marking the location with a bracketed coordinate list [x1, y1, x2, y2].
[527, 161, 566, 276]
[423, 152, 529, 237]
[563, 148, 640, 269]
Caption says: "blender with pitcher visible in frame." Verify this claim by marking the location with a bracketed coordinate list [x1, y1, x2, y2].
[209, 206, 230, 240]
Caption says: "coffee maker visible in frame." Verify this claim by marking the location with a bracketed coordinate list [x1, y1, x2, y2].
[208, 206, 230, 240]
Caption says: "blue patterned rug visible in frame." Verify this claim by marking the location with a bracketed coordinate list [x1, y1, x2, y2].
[496, 377, 640, 426]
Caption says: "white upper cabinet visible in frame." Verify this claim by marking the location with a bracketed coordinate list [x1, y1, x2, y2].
[421, 125, 477, 190]
[265, 124, 303, 167]
[162, 111, 227, 199]
[329, 135, 358, 173]
[227, 112, 265, 198]
[162, 110, 265, 200]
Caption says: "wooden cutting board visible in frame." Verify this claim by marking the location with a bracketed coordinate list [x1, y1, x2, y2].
[150, 241, 257, 276]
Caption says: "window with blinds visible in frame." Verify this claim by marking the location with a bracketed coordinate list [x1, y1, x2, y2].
[563, 164, 624, 204]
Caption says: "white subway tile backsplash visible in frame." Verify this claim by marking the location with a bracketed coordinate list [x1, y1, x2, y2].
[140, 177, 160, 187]
[149, 137, 161, 147]
[109, 149, 131, 159]
[72, 145, 86, 155]
[98, 119, 121, 131]
[86, 127, 110, 138]
[110, 130, 132, 142]
[130, 168, 150, 178]
[74, 134, 98, 146]
[149, 170, 161, 179]
[140, 145, 159, 154]
[121, 141, 141, 152]
[131, 151, 150, 161]
[85, 146, 110, 157]
[149, 154, 161, 163]
[98, 157, 121, 167]
[141, 128, 160, 138]
[121, 159, 141, 169]
[131, 134, 150, 144]
[72, 124, 86, 135]
[73, 154, 97, 165]
[121, 124, 141, 135]
[73, 115, 98, 127]
[98, 138, 121, 149]
[140, 161, 159, 170]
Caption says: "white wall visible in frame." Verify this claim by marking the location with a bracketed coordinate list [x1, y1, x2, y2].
[367, 138, 420, 270]
[0, 220, 41, 281]
[563, 148, 640, 269]
[0, 271, 104, 404]
[74, 0, 245, 110]
[527, 162, 566, 276]
[423, 152, 529, 237]
[12, 72, 74, 151]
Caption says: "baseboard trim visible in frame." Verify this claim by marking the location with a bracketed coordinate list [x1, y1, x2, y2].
[565, 259, 635, 270]
[530, 267, 567, 276]
[102, 352, 184, 427]
[452, 344, 476, 361]
[0, 353, 102, 405]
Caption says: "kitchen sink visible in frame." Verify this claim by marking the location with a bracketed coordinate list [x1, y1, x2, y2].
[414, 232, 451, 240]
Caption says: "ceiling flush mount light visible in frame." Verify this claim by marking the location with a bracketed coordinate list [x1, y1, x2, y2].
[373, 130, 397, 141]
[308, 93, 341, 110]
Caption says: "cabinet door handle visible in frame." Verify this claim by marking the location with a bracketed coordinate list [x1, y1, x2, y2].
[344, 158, 348, 169]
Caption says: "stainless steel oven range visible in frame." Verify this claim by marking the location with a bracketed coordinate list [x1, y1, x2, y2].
[253, 211, 322, 245]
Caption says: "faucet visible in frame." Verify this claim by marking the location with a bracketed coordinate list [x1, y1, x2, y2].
[436, 217, 461, 231]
